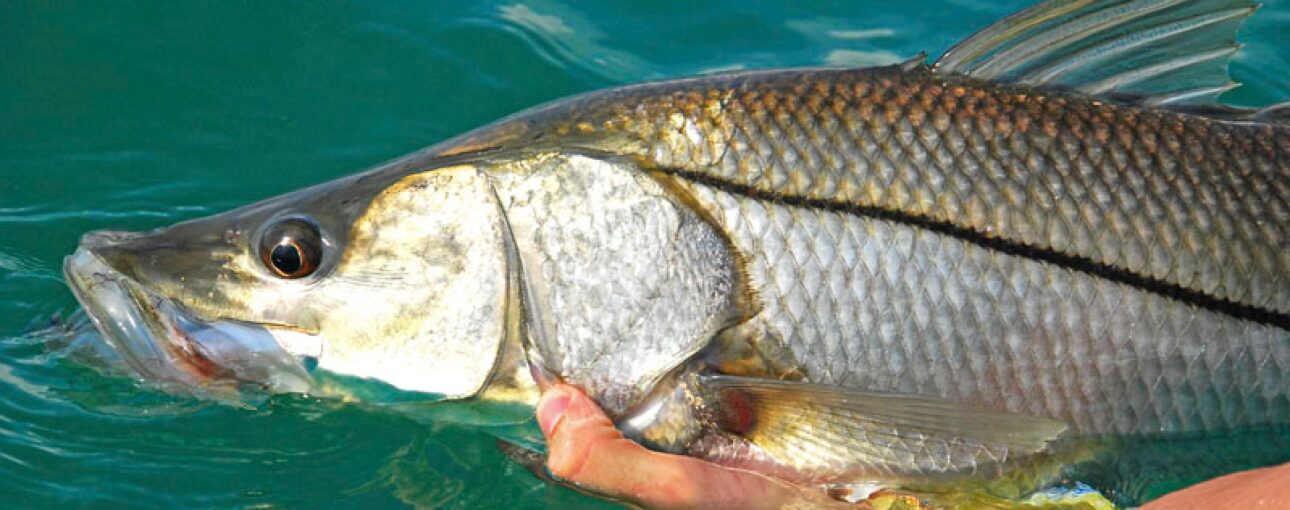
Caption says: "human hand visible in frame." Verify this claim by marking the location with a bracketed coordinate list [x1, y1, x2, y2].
[1142, 461, 1290, 510]
[535, 383, 861, 510]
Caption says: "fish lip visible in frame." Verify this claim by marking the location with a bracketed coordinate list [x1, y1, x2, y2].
[63, 248, 185, 383]
[63, 248, 313, 396]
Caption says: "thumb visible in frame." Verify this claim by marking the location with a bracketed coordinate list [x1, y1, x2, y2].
[536, 383, 626, 482]
[534, 383, 859, 510]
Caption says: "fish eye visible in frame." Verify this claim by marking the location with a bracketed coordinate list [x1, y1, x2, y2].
[259, 218, 322, 279]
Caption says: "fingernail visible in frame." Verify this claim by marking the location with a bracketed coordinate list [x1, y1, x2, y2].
[537, 391, 571, 437]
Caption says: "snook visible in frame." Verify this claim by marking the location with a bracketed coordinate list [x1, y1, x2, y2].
[64, 0, 1288, 504]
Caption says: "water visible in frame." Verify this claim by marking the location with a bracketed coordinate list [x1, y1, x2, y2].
[1, 1, 1286, 508]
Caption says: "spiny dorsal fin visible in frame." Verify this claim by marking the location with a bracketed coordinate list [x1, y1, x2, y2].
[933, 0, 1257, 107]
[900, 51, 928, 71]
[697, 375, 1068, 477]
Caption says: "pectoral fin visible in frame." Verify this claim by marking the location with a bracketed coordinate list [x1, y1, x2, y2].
[696, 375, 1069, 480]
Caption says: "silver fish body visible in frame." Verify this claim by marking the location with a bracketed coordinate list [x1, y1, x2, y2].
[458, 64, 1289, 487]
[61, 0, 1290, 505]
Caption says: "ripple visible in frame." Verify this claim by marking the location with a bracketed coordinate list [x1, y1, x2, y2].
[1, 1, 1286, 508]
[824, 49, 904, 67]
[0, 251, 51, 278]
[494, 2, 659, 83]
[0, 208, 203, 224]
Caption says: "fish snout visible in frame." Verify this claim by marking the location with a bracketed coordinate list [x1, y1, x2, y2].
[79, 230, 144, 250]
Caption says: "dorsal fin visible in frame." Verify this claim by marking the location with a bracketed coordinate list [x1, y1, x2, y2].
[933, 0, 1258, 106]
[1253, 101, 1290, 123]
[1114, 99, 1290, 125]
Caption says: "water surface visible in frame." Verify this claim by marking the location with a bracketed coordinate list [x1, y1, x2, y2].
[2, 1, 1287, 508]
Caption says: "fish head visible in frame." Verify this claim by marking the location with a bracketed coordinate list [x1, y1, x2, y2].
[64, 161, 514, 401]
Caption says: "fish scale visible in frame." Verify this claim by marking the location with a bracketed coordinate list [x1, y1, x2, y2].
[57, 0, 1290, 504]
[516, 67, 1290, 318]
[673, 179, 1288, 439]
[487, 155, 740, 415]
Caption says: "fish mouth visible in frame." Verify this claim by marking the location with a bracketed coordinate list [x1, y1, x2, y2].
[63, 247, 314, 397]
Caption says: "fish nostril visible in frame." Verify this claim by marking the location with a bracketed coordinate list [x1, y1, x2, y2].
[79, 230, 143, 250]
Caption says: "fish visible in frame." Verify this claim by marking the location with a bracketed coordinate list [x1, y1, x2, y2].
[62, 0, 1289, 506]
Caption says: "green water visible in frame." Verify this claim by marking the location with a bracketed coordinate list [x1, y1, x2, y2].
[1, 1, 1286, 508]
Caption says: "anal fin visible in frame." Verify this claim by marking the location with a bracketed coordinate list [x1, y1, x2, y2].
[695, 375, 1069, 481]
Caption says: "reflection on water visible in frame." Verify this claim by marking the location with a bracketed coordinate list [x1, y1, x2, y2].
[497, 2, 659, 82]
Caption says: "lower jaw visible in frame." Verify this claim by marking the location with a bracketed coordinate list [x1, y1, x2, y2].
[64, 249, 190, 385]
[63, 248, 314, 398]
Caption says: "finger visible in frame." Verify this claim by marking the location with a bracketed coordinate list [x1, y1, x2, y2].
[536, 383, 853, 510]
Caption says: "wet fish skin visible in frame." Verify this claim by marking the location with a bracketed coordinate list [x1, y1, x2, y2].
[493, 65, 1290, 319]
[453, 64, 1290, 478]
[59, 61, 1290, 492]
[56, 3, 1290, 504]
[484, 152, 741, 417]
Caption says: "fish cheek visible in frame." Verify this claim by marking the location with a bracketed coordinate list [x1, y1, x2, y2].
[306, 166, 509, 397]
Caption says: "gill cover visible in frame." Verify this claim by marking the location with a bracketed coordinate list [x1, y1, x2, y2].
[319, 165, 510, 399]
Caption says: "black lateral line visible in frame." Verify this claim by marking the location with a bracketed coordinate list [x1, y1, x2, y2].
[664, 168, 1290, 331]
